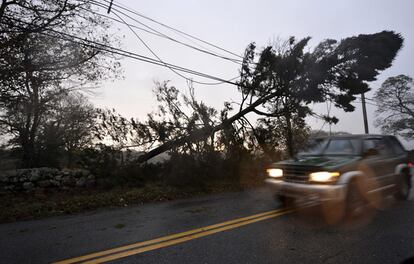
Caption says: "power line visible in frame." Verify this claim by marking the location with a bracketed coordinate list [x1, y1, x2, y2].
[46, 29, 238, 84]
[355, 96, 378, 107]
[364, 97, 377, 102]
[355, 99, 378, 107]
[110, 8, 239, 85]
[355, 94, 377, 102]
[4, 16, 242, 87]
[78, 6, 164, 37]
[78, 0, 244, 84]
[85, 0, 245, 65]
[314, 119, 327, 135]
[100, 0, 226, 59]
[38, 0, 254, 85]
[95, 0, 245, 60]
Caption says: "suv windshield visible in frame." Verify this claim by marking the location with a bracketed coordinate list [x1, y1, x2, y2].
[298, 138, 360, 156]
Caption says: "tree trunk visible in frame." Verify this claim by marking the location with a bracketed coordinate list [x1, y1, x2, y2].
[21, 137, 35, 168]
[285, 113, 294, 158]
[67, 149, 74, 168]
[137, 92, 277, 163]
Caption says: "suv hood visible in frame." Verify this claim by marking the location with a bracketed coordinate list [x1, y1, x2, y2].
[273, 155, 360, 170]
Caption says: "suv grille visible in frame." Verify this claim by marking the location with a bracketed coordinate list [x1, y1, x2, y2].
[283, 166, 311, 183]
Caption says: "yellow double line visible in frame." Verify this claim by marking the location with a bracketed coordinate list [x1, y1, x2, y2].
[54, 208, 292, 264]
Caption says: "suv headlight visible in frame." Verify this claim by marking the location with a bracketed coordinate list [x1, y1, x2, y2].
[266, 168, 283, 178]
[309, 171, 340, 183]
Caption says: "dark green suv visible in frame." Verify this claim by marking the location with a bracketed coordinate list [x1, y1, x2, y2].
[265, 134, 413, 219]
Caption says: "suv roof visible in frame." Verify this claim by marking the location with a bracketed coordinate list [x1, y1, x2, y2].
[313, 134, 390, 139]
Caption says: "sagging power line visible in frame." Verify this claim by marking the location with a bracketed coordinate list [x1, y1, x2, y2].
[96, 0, 244, 60]
[86, 0, 245, 66]
[4, 16, 243, 87]
[110, 8, 240, 85]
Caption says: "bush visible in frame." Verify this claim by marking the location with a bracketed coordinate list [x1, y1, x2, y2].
[158, 151, 265, 188]
[76, 145, 121, 189]
[65, 144, 268, 190]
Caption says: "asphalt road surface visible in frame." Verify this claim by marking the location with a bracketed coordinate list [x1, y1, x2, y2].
[1, 181, 414, 264]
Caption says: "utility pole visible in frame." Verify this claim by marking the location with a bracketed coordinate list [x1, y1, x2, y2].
[107, 0, 114, 14]
[361, 92, 369, 134]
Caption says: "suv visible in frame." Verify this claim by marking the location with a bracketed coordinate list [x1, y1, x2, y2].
[265, 134, 413, 220]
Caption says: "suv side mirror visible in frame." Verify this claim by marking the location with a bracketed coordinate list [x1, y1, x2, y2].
[363, 148, 379, 157]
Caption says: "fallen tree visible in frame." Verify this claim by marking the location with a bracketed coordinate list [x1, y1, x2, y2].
[134, 31, 403, 163]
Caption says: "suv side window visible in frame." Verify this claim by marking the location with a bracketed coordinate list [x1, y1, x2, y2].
[387, 136, 406, 155]
[363, 138, 392, 157]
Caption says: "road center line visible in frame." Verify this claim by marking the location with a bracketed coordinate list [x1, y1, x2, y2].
[54, 208, 292, 264]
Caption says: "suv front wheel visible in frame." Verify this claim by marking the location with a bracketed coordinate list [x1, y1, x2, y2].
[345, 182, 367, 220]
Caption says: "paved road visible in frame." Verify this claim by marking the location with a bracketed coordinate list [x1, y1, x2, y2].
[1, 182, 414, 264]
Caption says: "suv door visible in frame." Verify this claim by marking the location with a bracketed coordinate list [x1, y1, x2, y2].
[361, 137, 395, 193]
[383, 137, 407, 187]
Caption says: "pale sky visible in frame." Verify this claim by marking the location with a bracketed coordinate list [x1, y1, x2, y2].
[91, 0, 414, 148]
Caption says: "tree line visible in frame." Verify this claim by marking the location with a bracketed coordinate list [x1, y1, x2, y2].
[0, 1, 412, 185]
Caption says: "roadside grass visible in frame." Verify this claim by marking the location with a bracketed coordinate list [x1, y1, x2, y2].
[0, 179, 264, 223]
[114, 223, 125, 229]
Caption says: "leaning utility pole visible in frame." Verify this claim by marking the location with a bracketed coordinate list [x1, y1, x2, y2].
[107, 0, 114, 14]
[361, 92, 369, 134]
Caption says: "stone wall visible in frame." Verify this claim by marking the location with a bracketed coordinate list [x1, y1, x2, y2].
[0, 168, 95, 192]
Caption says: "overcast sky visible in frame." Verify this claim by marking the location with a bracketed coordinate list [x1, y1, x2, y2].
[92, 0, 414, 148]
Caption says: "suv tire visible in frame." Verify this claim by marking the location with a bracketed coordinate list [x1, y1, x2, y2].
[345, 181, 367, 220]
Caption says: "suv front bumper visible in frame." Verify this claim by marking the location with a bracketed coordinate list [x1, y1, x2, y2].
[265, 178, 347, 202]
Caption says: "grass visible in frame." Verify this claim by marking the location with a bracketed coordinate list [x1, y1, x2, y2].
[0, 179, 264, 223]
[114, 223, 125, 229]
